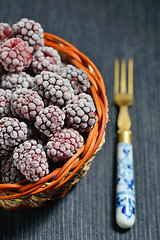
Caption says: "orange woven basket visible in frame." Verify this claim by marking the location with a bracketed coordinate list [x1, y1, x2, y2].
[0, 33, 108, 210]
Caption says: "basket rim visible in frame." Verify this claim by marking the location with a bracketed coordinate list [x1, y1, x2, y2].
[0, 32, 108, 201]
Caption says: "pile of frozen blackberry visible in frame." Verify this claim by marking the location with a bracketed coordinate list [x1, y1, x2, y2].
[0, 18, 97, 183]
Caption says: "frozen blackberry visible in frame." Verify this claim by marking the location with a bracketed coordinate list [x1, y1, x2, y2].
[74, 93, 96, 112]
[31, 46, 61, 74]
[13, 140, 49, 182]
[59, 65, 90, 94]
[11, 88, 44, 120]
[0, 22, 11, 45]
[35, 105, 65, 137]
[0, 117, 28, 148]
[1, 72, 34, 92]
[12, 18, 44, 51]
[0, 38, 32, 73]
[46, 128, 84, 162]
[63, 99, 97, 132]
[1, 155, 24, 184]
[33, 71, 74, 108]
[0, 89, 12, 117]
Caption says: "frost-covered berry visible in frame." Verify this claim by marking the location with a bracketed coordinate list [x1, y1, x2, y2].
[1, 72, 34, 92]
[33, 71, 74, 108]
[0, 38, 32, 73]
[13, 140, 49, 182]
[11, 88, 44, 120]
[59, 65, 90, 94]
[35, 105, 65, 137]
[1, 155, 24, 184]
[63, 99, 97, 132]
[46, 128, 84, 162]
[74, 93, 96, 112]
[0, 89, 12, 117]
[31, 46, 61, 74]
[0, 23, 11, 45]
[12, 18, 44, 51]
[0, 117, 28, 147]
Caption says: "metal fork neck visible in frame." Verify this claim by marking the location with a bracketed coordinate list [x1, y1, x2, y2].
[117, 130, 132, 143]
[117, 105, 131, 131]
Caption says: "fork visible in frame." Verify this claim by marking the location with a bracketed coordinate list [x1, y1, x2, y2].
[114, 59, 135, 229]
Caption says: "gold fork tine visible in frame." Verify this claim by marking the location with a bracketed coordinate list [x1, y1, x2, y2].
[128, 59, 134, 95]
[120, 59, 126, 93]
[114, 59, 119, 95]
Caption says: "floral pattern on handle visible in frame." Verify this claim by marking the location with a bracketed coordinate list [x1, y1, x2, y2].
[116, 142, 135, 223]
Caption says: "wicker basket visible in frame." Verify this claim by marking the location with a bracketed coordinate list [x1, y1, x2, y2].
[0, 33, 108, 210]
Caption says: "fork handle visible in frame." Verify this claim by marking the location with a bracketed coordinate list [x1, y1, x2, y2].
[116, 136, 135, 229]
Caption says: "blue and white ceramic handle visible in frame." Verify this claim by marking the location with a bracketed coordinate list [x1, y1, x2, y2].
[116, 141, 135, 229]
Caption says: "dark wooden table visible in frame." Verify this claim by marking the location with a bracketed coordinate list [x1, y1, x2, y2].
[0, 0, 160, 239]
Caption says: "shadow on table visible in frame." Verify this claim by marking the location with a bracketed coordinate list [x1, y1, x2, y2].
[0, 194, 67, 240]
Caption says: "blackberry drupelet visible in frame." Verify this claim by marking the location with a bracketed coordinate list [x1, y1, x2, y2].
[0, 117, 28, 147]
[12, 18, 44, 51]
[11, 88, 44, 120]
[33, 71, 74, 108]
[1, 72, 34, 92]
[63, 99, 97, 132]
[35, 105, 65, 137]
[74, 92, 96, 112]
[0, 22, 11, 45]
[59, 65, 90, 95]
[46, 128, 84, 162]
[0, 38, 32, 73]
[0, 89, 12, 117]
[31, 46, 61, 74]
[13, 140, 49, 182]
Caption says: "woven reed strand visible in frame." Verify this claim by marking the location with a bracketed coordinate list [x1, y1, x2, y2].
[0, 33, 108, 210]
